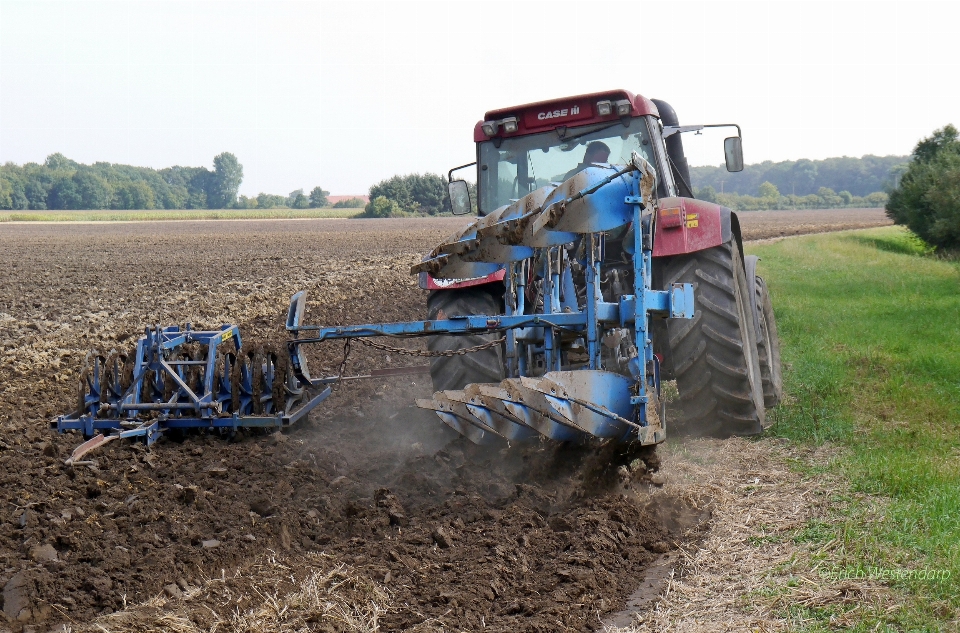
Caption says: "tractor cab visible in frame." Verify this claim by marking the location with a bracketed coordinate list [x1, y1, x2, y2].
[476, 112, 669, 214]
[448, 89, 743, 216]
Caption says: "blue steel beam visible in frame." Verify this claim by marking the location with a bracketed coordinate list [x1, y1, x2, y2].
[286, 293, 684, 344]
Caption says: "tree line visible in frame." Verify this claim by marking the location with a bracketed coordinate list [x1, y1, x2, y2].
[235, 187, 345, 210]
[0, 153, 244, 210]
[0, 153, 346, 211]
[690, 154, 907, 198]
[3, 151, 910, 216]
[695, 183, 888, 212]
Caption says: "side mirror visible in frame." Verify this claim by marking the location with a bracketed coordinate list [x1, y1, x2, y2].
[724, 136, 744, 172]
[448, 180, 472, 215]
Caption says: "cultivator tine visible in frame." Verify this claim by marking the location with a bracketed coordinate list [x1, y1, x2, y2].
[65, 433, 118, 465]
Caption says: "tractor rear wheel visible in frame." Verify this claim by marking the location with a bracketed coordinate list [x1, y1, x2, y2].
[754, 276, 783, 408]
[662, 240, 766, 436]
[426, 288, 504, 392]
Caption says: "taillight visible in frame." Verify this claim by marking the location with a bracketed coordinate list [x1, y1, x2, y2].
[659, 207, 683, 229]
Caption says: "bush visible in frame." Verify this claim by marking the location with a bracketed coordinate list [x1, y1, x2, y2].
[360, 195, 405, 218]
[887, 125, 960, 250]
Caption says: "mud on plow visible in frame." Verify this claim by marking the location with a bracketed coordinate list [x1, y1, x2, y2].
[53, 154, 693, 458]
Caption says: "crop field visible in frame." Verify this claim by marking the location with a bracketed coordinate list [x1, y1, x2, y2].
[0, 209, 902, 632]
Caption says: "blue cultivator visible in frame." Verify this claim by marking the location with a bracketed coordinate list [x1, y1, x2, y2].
[52, 324, 331, 463]
[54, 153, 693, 458]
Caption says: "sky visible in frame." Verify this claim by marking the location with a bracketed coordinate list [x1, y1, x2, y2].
[1, 0, 958, 197]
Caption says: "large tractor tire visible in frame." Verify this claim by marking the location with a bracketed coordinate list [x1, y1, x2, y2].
[754, 276, 783, 408]
[662, 240, 766, 436]
[426, 288, 504, 392]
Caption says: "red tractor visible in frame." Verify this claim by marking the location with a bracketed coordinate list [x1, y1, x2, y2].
[421, 90, 782, 436]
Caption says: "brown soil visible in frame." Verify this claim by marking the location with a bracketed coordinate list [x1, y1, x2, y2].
[0, 210, 889, 631]
[736, 207, 891, 240]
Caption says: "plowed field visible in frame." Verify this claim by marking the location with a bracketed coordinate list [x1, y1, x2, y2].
[0, 208, 890, 631]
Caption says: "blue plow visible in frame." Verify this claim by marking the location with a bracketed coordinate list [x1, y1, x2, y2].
[286, 153, 694, 447]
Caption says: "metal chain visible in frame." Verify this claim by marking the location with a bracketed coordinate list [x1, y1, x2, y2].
[355, 335, 506, 358]
[336, 338, 351, 384]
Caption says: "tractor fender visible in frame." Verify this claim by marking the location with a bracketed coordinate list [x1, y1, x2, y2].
[419, 268, 506, 291]
[652, 197, 743, 260]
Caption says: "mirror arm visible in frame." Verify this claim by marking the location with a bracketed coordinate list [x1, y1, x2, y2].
[663, 123, 742, 139]
[662, 125, 703, 139]
[448, 161, 477, 182]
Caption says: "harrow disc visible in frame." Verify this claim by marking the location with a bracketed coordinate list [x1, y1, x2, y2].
[99, 350, 128, 406]
[77, 351, 105, 417]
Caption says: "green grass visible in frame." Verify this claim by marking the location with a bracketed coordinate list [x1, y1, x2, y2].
[0, 208, 364, 222]
[748, 226, 960, 630]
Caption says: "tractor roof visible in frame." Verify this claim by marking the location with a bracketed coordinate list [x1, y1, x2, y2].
[474, 89, 660, 142]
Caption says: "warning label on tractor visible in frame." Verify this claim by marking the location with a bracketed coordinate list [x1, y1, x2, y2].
[686, 213, 699, 228]
[221, 330, 234, 342]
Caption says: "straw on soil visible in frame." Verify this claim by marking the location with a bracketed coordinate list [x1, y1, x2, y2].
[69, 553, 390, 633]
[604, 437, 897, 632]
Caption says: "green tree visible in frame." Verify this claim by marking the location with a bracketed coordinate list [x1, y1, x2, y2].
[24, 180, 48, 209]
[44, 153, 77, 171]
[758, 181, 780, 199]
[695, 185, 718, 203]
[817, 187, 843, 208]
[287, 189, 308, 209]
[0, 177, 13, 209]
[257, 192, 286, 208]
[361, 195, 403, 218]
[838, 190, 853, 206]
[73, 170, 113, 209]
[48, 177, 82, 209]
[369, 176, 412, 211]
[887, 124, 960, 250]
[913, 124, 958, 163]
[208, 152, 243, 208]
[114, 181, 156, 209]
[308, 186, 329, 208]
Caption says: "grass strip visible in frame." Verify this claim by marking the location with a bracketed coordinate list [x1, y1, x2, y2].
[0, 208, 364, 222]
[748, 226, 960, 630]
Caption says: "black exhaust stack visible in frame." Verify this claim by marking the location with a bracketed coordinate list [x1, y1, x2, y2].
[651, 99, 694, 198]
